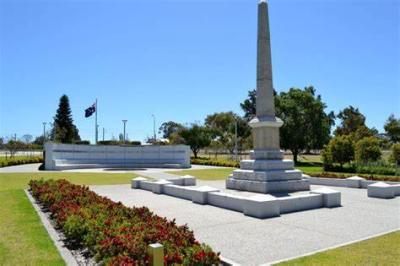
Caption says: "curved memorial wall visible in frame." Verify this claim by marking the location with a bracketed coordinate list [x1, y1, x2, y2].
[44, 142, 191, 170]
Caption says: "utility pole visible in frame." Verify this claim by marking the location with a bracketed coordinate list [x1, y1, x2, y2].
[122, 120, 127, 144]
[102, 127, 105, 141]
[95, 99, 98, 144]
[152, 114, 156, 141]
[234, 118, 238, 161]
[42, 122, 47, 144]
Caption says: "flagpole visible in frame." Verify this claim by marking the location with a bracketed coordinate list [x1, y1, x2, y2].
[95, 98, 98, 144]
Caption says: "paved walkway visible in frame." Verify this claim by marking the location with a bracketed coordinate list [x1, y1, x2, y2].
[91, 182, 400, 265]
[0, 163, 42, 172]
[0, 163, 225, 173]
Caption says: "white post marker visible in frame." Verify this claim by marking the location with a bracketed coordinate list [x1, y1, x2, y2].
[147, 243, 164, 266]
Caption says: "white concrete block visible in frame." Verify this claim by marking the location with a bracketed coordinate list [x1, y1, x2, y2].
[307, 176, 348, 187]
[131, 177, 148, 189]
[392, 184, 400, 196]
[207, 192, 245, 212]
[138, 180, 155, 191]
[182, 175, 196, 186]
[278, 194, 323, 213]
[367, 182, 395, 199]
[166, 177, 184, 186]
[152, 180, 173, 194]
[191, 186, 220, 205]
[311, 187, 341, 207]
[163, 185, 194, 200]
[346, 176, 366, 188]
[242, 194, 280, 218]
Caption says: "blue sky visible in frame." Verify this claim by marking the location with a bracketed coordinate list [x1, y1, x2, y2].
[1, 0, 399, 143]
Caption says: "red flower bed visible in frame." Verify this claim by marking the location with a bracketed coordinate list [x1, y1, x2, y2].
[29, 179, 220, 265]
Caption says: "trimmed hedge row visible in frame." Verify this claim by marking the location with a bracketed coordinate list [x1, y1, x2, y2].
[29, 179, 219, 265]
[191, 157, 239, 168]
[305, 171, 400, 182]
[0, 156, 43, 168]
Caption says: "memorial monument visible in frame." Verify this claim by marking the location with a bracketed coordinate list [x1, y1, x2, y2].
[226, 0, 310, 193]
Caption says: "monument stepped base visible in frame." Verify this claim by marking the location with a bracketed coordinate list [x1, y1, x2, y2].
[226, 177, 310, 194]
[226, 149, 310, 194]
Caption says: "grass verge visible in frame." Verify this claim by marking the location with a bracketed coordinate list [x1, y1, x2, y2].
[0, 190, 65, 265]
[275, 231, 400, 266]
[0, 172, 137, 265]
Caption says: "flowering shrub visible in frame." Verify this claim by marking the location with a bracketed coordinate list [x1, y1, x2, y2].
[29, 179, 220, 265]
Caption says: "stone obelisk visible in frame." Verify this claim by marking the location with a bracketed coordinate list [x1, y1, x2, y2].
[226, 0, 310, 193]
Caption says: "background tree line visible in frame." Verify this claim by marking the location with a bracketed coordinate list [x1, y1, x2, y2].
[158, 86, 400, 166]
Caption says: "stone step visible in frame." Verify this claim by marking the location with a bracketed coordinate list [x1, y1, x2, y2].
[226, 177, 310, 193]
[232, 169, 302, 182]
[240, 159, 294, 170]
[249, 149, 284, 160]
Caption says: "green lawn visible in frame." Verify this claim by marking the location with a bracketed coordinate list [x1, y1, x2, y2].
[275, 231, 400, 266]
[169, 168, 236, 180]
[1, 170, 398, 265]
[0, 172, 137, 265]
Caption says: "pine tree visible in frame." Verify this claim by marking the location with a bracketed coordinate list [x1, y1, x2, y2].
[52, 95, 80, 143]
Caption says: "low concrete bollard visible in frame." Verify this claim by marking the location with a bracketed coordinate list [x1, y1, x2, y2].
[131, 177, 148, 189]
[147, 243, 164, 266]
[192, 186, 220, 204]
[346, 176, 365, 188]
[242, 194, 280, 218]
[152, 180, 173, 194]
[393, 184, 400, 196]
[368, 182, 395, 199]
[311, 187, 341, 207]
[166, 177, 184, 186]
[182, 175, 196, 186]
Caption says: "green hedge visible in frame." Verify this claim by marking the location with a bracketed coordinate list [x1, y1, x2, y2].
[305, 171, 400, 182]
[191, 157, 240, 168]
[0, 157, 43, 168]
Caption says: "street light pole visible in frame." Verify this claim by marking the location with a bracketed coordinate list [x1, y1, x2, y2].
[102, 127, 105, 142]
[122, 120, 127, 144]
[151, 114, 156, 141]
[234, 118, 238, 161]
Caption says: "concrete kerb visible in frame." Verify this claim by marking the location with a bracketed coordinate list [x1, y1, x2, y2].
[132, 176, 342, 219]
[24, 189, 79, 266]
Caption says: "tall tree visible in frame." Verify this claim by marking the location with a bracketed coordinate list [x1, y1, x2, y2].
[205, 112, 251, 154]
[158, 121, 184, 139]
[240, 89, 256, 121]
[52, 95, 81, 143]
[334, 106, 366, 136]
[276, 87, 334, 163]
[384, 114, 400, 143]
[21, 134, 33, 144]
[178, 124, 211, 158]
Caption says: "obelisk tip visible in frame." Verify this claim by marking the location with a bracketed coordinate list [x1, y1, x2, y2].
[259, 0, 267, 4]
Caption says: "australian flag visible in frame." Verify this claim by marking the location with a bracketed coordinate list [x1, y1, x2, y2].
[85, 103, 96, 118]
